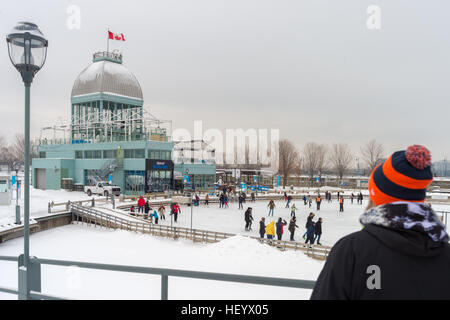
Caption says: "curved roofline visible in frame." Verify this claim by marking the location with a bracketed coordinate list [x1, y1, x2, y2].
[71, 58, 144, 101]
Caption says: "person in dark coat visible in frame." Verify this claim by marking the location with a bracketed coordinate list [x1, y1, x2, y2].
[314, 218, 323, 245]
[305, 221, 315, 245]
[259, 217, 266, 239]
[311, 145, 450, 300]
[275, 217, 287, 240]
[288, 217, 299, 241]
[303, 212, 315, 239]
[219, 193, 225, 208]
[238, 194, 244, 210]
[244, 207, 253, 231]
[144, 201, 150, 218]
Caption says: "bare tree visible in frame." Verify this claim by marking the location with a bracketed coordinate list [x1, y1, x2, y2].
[302, 143, 328, 184]
[329, 143, 354, 179]
[302, 143, 319, 184]
[361, 140, 385, 172]
[278, 139, 299, 188]
[10, 134, 25, 165]
[316, 144, 328, 180]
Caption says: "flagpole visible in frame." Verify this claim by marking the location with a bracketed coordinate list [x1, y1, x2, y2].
[107, 28, 110, 53]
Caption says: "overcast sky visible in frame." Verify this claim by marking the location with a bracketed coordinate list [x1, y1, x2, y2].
[0, 0, 448, 163]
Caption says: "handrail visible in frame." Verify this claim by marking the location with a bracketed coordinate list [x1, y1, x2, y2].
[30, 257, 316, 289]
[0, 254, 316, 300]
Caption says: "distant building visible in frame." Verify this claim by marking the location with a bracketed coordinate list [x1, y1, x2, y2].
[432, 160, 450, 177]
[32, 51, 215, 194]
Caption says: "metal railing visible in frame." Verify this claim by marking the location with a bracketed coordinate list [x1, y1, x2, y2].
[0, 254, 316, 300]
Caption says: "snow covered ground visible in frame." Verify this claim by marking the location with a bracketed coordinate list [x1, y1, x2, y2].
[0, 225, 323, 300]
[0, 185, 448, 300]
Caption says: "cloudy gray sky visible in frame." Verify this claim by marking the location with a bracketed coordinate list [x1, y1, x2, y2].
[0, 0, 449, 162]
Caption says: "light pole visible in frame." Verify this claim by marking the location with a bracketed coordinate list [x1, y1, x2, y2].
[186, 168, 193, 231]
[7, 22, 48, 300]
[13, 162, 21, 225]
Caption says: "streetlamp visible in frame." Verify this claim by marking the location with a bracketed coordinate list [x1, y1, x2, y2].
[186, 168, 193, 231]
[7, 22, 48, 300]
[13, 162, 21, 225]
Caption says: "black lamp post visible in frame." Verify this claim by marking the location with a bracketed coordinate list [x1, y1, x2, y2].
[7, 22, 48, 300]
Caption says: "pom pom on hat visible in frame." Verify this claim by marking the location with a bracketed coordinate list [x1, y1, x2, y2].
[405, 145, 431, 170]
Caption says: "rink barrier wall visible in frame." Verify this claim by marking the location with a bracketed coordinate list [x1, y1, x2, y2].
[0, 254, 316, 300]
[0, 213, 71, 244]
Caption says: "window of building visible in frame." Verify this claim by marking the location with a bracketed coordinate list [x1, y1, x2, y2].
[125, 170, 145, 192]
[39, 152, 46, 159]
[103, 150, 117, 159]
[124, 149, 145, 158]
[93, 150, 102, 159]
[75, 151, 83, 159]
[84, 150, 93, 159]
[135, 149, 145, 158]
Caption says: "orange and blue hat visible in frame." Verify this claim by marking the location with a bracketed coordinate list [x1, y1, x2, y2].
[368, 145, 433, 206]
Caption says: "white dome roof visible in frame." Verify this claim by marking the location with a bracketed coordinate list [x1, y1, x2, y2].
[71, 60, 143, 101]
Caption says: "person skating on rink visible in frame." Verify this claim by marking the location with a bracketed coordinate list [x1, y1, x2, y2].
[244, 207, 254, 231]
[350, 193, 354, 204]
[224, 194, 229, 208]
[311, 145, 450, 299]
[303, 195, 307, 205]
[290, 203, 297, 218]
[339, 196, 344, 212]
[315, 195, 322, 210]
[267, 200, 276, 216]
[265, 220, 275, 241]
[171, 202, 181, 223]
[285, 195, 293, 208]
[308, 196, 312, 208]
[276, 217, 287, 241]
[303, 212, 315, 239]
[238, 193, 244, 210]
[150, 210, 159, 224]
[259, 217, 266, 239]
[204, 193, 209, 206]
[305, 221, 316, 246]
[288, 217, 299, 241]
[137, 196, 146, 213]
[158, 205, 166, 220]
[314, 218, 323, 245]
[219, 193, 224, 208]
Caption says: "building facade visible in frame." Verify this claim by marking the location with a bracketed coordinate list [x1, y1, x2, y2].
[32, 51, 215, 194]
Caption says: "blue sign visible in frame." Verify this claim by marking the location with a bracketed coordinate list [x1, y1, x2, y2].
[184, 175, 189, 183]
[12, 176, 16, 185]
[316, 177, 320, 183]
[240, 182, 246, 189]
[277, 175, 281, 187]
[108, 174, 112, 182]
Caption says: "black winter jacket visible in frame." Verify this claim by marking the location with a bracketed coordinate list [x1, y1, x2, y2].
[310, 224, 450, 300]
[259, 221, 266, 234]
[314, 221, 322, 235]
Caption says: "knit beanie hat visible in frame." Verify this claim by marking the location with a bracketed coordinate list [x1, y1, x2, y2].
[368, 145, 433, 206]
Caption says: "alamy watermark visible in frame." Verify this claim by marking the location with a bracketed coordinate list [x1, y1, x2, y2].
[172, 121, 279, 172]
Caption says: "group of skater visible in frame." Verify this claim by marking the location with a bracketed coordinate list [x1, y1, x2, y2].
[132, 196, 182, 224]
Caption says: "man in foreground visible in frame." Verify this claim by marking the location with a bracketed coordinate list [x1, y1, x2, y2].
[311, 145, 450, 299]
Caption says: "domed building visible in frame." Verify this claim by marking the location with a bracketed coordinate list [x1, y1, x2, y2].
[32, 51, 216, 194]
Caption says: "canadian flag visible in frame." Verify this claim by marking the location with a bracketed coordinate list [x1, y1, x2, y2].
[108, 31, 125, 41]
